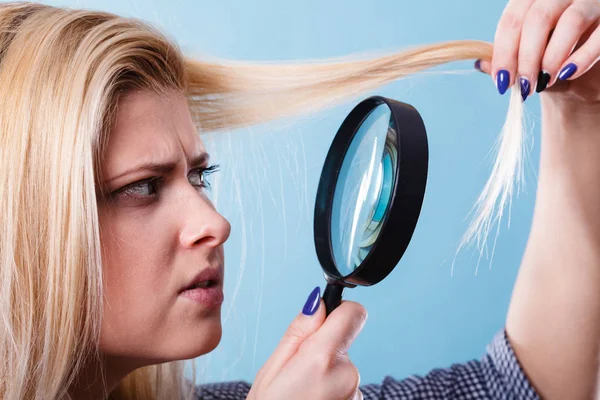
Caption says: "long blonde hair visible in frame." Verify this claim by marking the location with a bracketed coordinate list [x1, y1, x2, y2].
[0, 1, 521, 399]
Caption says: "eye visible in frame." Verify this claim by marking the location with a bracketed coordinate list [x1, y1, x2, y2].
[115, 177, 162, 200]
[189, 164, 219, 190]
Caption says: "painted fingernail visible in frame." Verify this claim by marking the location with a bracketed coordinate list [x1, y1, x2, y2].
[496, 70, 510, 95]
[474, 59, 483, 72]
[536, 71, 551, 93]
[520, 77, 530, 102]
[302, 286, 321, 316]
[558, 63, 577, 80]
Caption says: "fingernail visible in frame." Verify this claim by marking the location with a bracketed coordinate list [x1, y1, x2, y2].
[519, 77, 530, 102]
[474, 59, 483, 72]
[558, 63, 577, 80]
[536, 71, 550, 93]
[496, 70, 510, 95]
[302, 286, 321, 316]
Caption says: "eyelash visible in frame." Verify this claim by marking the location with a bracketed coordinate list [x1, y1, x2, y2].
[114, 164, 220, 201]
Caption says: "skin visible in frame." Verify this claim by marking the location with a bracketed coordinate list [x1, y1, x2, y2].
[70, 0, 600, 398]
[477, 0, 600, 398]
[71, 88, 232, 399]
[71, 88, 365, 400]
[97, 89, 231, 364]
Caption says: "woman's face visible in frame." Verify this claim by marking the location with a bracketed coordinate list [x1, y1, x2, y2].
[96, 88, 230, 366]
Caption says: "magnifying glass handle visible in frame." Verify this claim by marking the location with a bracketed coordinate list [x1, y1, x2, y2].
[323, 283, 344, 316]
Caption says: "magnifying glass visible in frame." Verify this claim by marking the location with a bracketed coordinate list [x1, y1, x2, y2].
[313, 96, 429, 316]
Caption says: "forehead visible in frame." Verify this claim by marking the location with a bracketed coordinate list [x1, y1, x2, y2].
[101, 88, 204, 176]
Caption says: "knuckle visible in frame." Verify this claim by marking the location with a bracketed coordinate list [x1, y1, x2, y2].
[306, 346, 349, 376]
[283, 325, 308, 345]
[499, 11, 523, 31]
[571, 1, 600, 22]
[565, 7, 589, 31]
[310, 350, 335, 372]
[527, 4, 554, 26]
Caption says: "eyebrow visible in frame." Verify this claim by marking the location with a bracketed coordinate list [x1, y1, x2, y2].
[104, 152, 210, 184]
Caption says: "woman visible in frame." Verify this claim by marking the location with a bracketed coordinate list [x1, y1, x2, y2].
[0, 0, 598, 399]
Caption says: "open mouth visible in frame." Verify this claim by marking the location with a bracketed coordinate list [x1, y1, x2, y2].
[180, 278, 224, 306]
[184, 280, 219, 291]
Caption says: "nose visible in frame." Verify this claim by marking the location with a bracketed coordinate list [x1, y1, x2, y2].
[178, 190, 231, 249]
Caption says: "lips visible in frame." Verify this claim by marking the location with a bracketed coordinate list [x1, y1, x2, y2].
[179, 267, 224, 307]
[180, 267, 223, 293]
[180, 285, 224, 307]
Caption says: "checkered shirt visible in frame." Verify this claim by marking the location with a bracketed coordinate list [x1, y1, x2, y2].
[195, 328, 540, 399]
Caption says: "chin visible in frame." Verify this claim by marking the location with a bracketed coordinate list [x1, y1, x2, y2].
[200, 322, 223, 354]
[101, 318, 224, 369]
[176, 318, 223, 361]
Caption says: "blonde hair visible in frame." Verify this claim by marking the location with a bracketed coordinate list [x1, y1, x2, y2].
[0, 1, 522, 399]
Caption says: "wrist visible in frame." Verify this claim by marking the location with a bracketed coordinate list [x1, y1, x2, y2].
[531, 96, 600, 242]
[539, 96, 600, 175]
[541, 95, 600, 134]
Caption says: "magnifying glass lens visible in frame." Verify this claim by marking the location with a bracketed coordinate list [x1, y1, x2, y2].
[314, 96, 428, 316]
[330, 105, 398, 274]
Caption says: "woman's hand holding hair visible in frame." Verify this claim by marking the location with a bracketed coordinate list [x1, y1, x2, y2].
[246, 288, 366, 400]
[476, 0, 600, 104]
[476, 1, 600, 399]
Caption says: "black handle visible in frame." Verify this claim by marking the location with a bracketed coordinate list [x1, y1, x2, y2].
[323, 283, 344, 316]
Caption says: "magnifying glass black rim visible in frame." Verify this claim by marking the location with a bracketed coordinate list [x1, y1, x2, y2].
[313, 95, 428, 287]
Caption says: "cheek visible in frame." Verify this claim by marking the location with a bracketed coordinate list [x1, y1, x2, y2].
[96, 205, 225, 363]
[98, 210, 175, 355]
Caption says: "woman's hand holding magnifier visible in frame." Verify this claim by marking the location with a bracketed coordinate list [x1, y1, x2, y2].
[246, 291, 367, 400]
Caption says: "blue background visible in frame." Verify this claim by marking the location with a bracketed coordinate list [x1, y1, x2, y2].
[40, 0, 541, 386]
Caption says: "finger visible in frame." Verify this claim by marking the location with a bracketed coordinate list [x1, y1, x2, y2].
[326, 361, 361, 400]
[349, 370, 362, 400]
[257, 288, 326, 384]
[542, 1, 600, 87]
[310, 301, 368, 357]
[556, 24, 600, 81]
[555, 18, 600, 82]
[492, 0, 537, 94]
[517, 0, 572, 98]
[475, 59, 492, 75]
[352, 388, 364, 400]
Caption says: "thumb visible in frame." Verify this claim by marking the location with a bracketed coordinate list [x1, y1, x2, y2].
[256, 286, 325, 385]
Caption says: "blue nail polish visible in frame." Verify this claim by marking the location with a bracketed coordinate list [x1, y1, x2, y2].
[302, 286, 321, 316]
[474, 60, 481, 71]
[496, 70, 510, 95]
[558, 63, 577, 80]
[520, 77, 530, 102]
